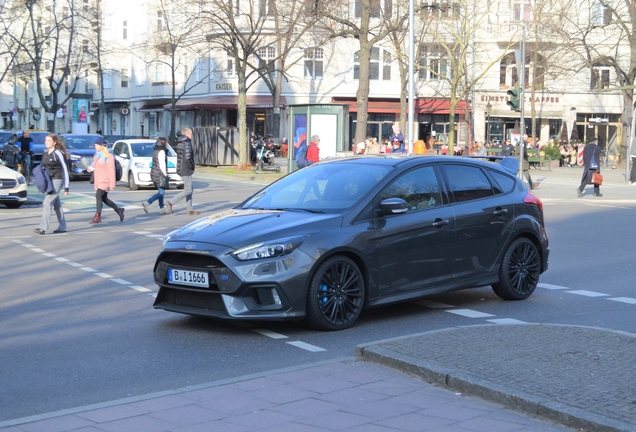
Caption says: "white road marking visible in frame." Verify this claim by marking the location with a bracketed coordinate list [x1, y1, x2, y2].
[12, 240, 25, 244]
[55, 257, 69, 262]
[286, 341, 327, 352]
[147, 234, 164, 238]
[253, 329, 289, 339]
[538, 283, 569, 290]
[31, 248, 45, 253]
[413, 300, 454, 309]
[111, 279, 132, 285]
[487, 318, 528, 325]
[95, 273, 113, 278]
[566, 290, 609, 297]
[134, 231, 153, 235]
[446, 309, 495, 318]
[130, 286, 152, 292]
[66, 262, 83, 267]
[607, 297, 636, 305]
[79, 267, 97, 272]
[42, 253, 57, 257]
[22, 243, 35, 248]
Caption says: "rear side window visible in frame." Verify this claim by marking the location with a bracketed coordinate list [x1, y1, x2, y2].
[444, 164, 493, 203]
[488, 170, 516, 194]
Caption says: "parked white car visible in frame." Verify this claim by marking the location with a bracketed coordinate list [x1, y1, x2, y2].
[0, 161, 27, 208]
[112, 139, 184, 190]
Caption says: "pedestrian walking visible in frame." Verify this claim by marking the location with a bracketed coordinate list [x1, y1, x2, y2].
[577, 137, 602, 197]
[141, 137, 171, 214]
[34, 134, 69, 235]
[629, 136, 636, 185]
[87, 137, 125, 223]
[166, 127, 198, 215]
[521, 134, 539, 189]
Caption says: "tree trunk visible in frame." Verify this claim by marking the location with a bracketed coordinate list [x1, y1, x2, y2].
[237, 70, 248, 169]
[355, 39, 372, 147]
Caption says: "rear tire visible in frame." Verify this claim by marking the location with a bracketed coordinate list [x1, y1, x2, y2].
[492, 238, 540, 300]
[305, 256, 365, 331]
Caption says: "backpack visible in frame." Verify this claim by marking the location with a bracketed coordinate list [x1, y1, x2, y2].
[295, 144, 310, 169]
[114, 158, 122, 181]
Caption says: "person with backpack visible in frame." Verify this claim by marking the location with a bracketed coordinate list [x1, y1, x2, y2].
[141, 137, 171, 215]
[295, 134, 320, 169]
[86, 137, 125, 224]
[34, 134, 70, 235]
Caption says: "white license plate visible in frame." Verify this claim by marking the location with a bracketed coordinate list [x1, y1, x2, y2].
[168, 268, 209, 288]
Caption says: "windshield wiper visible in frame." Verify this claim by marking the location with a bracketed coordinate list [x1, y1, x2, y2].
[274, 208, 325, 214]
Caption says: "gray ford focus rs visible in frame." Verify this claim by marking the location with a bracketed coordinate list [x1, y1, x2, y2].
[153, 155, 549, 330]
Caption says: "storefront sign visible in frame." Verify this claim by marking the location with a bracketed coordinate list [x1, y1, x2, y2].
[216, 83, 232, 90]
[481, 94, 560, 104]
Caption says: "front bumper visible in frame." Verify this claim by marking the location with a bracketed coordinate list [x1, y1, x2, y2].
[153, 243, 313, 320]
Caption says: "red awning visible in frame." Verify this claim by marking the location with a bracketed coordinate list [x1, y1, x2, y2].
[332, 98, 469, 114]
[137, 104, 166, 112]
[165, 95, 287, 111]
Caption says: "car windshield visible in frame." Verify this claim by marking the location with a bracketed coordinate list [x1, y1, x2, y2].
[64, 136, 98, 149]
[130, 143, 177, 157]
[241, 162, 392, 213]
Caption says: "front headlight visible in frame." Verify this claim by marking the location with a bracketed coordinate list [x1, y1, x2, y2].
[232, 236, 307, 261]
[70, 154, 81, 161]
[17, 174, 26, 184]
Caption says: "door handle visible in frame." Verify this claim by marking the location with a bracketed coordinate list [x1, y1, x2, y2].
[493, 208, 508, 215]
[432, 219, 449, 227]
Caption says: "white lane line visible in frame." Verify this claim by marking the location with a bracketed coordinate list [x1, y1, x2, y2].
[55, 257, 69, 262]
[607, 297, 636, 305]
[21, 243, 35, 248]
[147, 234, 164, 238]
[412, 300, 454, 309]
[566, 290, 609, 297]
[12, 240, 25, 244]
[488, 318, 528, 325]
[95, 273, 113, 278]
[42, 253, 57, 257]
[66, 262, 83, 267]
[31, 248, 45, 253]
[79, 267, 97, 272]
[446, 309, 495, 318]
[286, 341, 327, 352]
[111, 279, 132, 285]
[134, 231, 153, 235]
[538, 283, 569, 290]
[130, 286, 152, 292]
[253, 329, 289, 339]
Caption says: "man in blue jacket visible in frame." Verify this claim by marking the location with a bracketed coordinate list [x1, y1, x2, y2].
[166, 127, 198, 215]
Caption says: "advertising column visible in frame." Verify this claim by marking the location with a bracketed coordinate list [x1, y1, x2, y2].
[72, 98, 89, 133]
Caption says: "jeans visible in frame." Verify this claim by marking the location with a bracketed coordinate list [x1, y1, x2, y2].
[95, 189, 119, 214]
[147, 187, 165, 208]
[19, 152, 31, 177]
[39, 179, 66, 232]
[169, 175, 193, 211]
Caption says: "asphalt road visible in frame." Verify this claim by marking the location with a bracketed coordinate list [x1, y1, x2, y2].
[1, 167, 635, 423]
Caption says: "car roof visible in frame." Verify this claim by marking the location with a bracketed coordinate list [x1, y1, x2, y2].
[115, 139, 157, 145]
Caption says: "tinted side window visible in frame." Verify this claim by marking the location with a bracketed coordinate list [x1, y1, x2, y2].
[444, 164, 493, 202]
[380, 166, 442, 212]
[113, 142, 124, 156]
[489, 170, 516, 194]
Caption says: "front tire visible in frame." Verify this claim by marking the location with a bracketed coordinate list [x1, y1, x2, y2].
[3, 202, 23, 209]
[306, 256, 365, 331]
[492, 238, 540, 300]
[128, 171, 139, 190]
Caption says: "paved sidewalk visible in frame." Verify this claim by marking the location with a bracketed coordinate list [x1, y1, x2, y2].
[4, 324, 635, 431]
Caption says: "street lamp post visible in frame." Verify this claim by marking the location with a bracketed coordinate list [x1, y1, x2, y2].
[485, 101, 492, 144]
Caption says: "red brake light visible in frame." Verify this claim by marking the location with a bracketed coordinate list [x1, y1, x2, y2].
[523, 191, 543, 211]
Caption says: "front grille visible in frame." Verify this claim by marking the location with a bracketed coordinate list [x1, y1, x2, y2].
[171, 288, 226, 311]
[159, 251, 224, 268]
[0, 179, 18, 189]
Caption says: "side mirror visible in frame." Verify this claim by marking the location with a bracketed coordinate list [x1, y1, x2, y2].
[379, 198, 408, 216]
[119, 153, 129, 159]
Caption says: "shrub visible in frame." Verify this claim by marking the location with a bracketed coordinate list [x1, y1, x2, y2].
[542, 143, 562, 161]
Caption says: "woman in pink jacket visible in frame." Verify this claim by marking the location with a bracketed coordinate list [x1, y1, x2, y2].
[87, 138, 124, 224]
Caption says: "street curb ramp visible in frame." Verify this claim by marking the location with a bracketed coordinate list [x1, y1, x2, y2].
[355, 327, 633, 432]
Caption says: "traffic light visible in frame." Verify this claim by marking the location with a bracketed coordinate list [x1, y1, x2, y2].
[507, 88, 521, 111]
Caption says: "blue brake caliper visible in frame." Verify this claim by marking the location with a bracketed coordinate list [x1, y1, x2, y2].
[320, 284, 329, 305]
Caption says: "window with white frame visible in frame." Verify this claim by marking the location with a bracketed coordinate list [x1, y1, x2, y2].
[420, 0, 460, 18]
[256, 46, 276, 76]
[157, 11, 165, 31]
[591, 1, 612, 25]
[354, 47, 391, 81]
[591, 66, 611, 90]
[103, 70, 112, 89]
[154, 63, 164, 83]
[225, 56, 236, 77]
[354, 0, 392, 18]
[134, 59, 145, 86]
[512, 0, 533, 21]
[123, 21, 128, 40]
[499, 52, 545, 88]
[260, 0, 275, 16]
[418, 46, 447, 81]
[304, 47, 323, 79]
[120, 68, 129, 88]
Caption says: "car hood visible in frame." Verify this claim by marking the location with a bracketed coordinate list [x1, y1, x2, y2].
[68, 149, 96, 157]
[165, 208, 343, 248]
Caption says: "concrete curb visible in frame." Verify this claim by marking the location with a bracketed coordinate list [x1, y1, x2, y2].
[356, 325, 634, 432]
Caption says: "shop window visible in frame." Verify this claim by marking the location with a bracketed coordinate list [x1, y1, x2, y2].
[304, 47, 324, 79]
[354, 47, 392, 81]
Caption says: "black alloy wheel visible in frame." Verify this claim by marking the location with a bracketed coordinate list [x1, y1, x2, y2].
[306, 256, 365, 331]
[492, 237, 541, 300]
